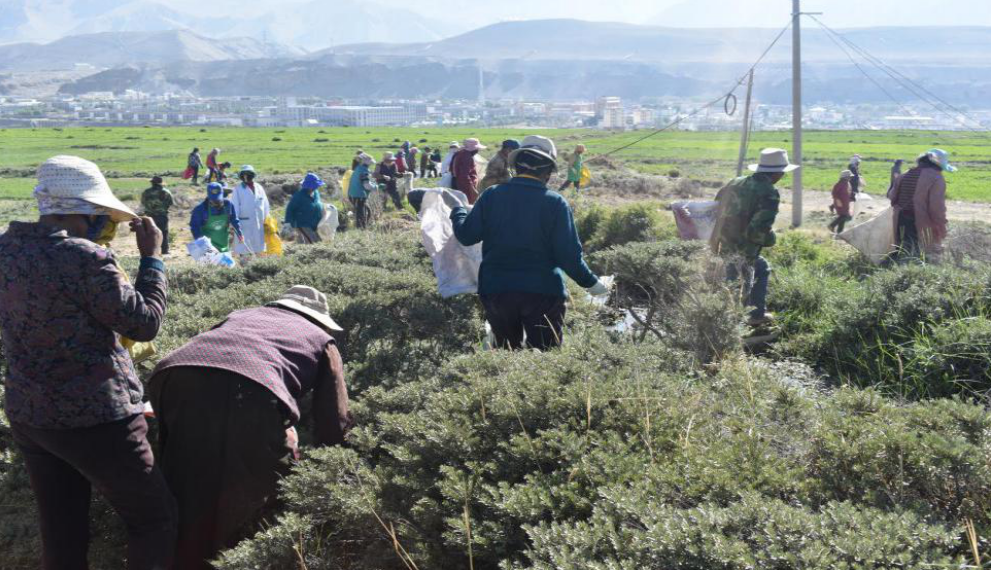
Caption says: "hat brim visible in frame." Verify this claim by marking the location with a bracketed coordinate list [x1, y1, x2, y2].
[269, 299, 344, 332]
[748, 164, 800, 173]
[88, 191, 138, 222]
[509, 147, 557, 167]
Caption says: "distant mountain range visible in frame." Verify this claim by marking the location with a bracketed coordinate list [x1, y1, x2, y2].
[0, 19, 986, 106]
[0, 0, 462, 48]
[0, 30, 302, 71]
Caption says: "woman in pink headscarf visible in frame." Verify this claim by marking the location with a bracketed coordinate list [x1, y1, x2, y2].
[451, 138, 487, 204]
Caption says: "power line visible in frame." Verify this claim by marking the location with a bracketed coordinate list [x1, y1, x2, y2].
[598, 21, 793, 158]
[811, 16, 986, 133]
[810, 17, 938, 134]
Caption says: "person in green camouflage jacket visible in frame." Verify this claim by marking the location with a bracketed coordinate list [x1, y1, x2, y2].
[710, 148, 798, 327]
[142, 176, 175, 254]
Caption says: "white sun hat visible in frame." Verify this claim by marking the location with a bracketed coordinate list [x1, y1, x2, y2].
[749, 148, 800, 173]
[35, 155, 137, 222]
[268, 285, 343, 332]
[509, 135, 559, 167]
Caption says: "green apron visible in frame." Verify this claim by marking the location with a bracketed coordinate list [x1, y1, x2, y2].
[204, 208, 230, 252]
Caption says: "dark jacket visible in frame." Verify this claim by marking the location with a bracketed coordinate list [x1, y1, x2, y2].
[450, 176, 598, 298]
[711, 174, 780, 259]
[375, 162, 399, 192]
[285, 189, 324, 231]
[0, 222, 167, 428]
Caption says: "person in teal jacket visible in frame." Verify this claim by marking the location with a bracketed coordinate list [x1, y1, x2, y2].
[348, 154, 375, 229]
[285, 172, 326, 243]
[447, 135, 608, 351]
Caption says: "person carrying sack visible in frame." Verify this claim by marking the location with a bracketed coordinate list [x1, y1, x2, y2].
[446, 135, 609, 350]
[711, 148, 797, 328]
[0, 155, 176, 570]
[141, 176, 174, 255]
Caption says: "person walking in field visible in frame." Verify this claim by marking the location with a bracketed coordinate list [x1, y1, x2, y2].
[187, 147, 204, 185]
[349, 153, 375, 229]
[148, 285, 353, 570]
[441, 141, 459, 176]
[142, 176, 175, 255]
[887, 158, 905, 199]
[479, 139, 520, 193]
[205, 148, 221, 183]
[420, 146, 432, 178]
[285, 173, 326, 244]
[848, 154, 863, 199]
[558, 144, 587, 192]
[451, 138, 486, 204]
[827, 170, 854, 235]
[445, 135, 609, 350]
[190, 183, 243, 252]
[888, 149, 953, 262]
[711, 148, 798, 328]
[0, 155, 176, 570]
[408, 147, 420, 178]
[428, 147, 443, 177]
[231, 165, 270, 258]
[375, 152, 405, 210]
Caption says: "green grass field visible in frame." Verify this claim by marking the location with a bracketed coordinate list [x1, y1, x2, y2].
[0, 127, 987, 201]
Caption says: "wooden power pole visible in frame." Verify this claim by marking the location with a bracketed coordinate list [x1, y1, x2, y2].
[736, 69, 755, 177]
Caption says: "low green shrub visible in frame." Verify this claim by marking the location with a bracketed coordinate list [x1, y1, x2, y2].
[574, 202, 675, 253]
[216, 334, 990, 570]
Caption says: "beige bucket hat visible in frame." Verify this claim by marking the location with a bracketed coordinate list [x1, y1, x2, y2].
[35, 155, 137, 222]
[749, 148, 800, 173]
[268, 285, 343, 332]
[509, 135, 559, 167]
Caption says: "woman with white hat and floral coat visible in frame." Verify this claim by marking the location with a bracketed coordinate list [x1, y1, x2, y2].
[231, 164, 270, 257]
[0, 155, 177, 569]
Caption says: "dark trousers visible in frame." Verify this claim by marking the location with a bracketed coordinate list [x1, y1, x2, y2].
[726, 256, 770, 319]
[149, 368, 292, 570]
[383, 184, 404, 210]
[206, 167, 219, 183]
[559, 180, 581, 192]
[150, 213, 170, 254]
[12, 415, 177, 570]
[481, 292, 567, 350]
[896, 212, 921, 260]
[352, 198, 368, 229]
[828, 214, 852, 234]
[190, 166, 200, 185]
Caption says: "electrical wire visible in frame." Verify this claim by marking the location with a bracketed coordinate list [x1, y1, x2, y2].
[811, 15, 986, 133]
[598, 21, 793, 158]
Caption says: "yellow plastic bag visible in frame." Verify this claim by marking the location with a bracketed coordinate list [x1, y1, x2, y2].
[112, 259, 157, 364]
[579, 165, 592, 187]
[341, 170, 353, 196]
[263, 215, 283, 256]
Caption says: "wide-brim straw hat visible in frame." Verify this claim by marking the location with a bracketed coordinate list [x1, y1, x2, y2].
[268, 285, 343, 332]
[748, 148, 800, 173]
[36, 155, 137, 222]
[840, 170, 853, 179]
[463, 138, 486, 151]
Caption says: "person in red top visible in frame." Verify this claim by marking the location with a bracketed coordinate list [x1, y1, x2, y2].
[828, 170, 854, 234]
[451, 138, 486, 204]
[205, 148, 221, 183]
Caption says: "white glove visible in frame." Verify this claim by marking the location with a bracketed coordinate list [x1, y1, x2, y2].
[440, 189, 461, 209]
[587, 280, 610, 296]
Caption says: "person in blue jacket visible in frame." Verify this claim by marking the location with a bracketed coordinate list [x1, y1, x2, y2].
[348, 153, 375, 229]
[190, 183, 243, 252]
[285, 172, 326, 244]
[446, 135, 609, 350]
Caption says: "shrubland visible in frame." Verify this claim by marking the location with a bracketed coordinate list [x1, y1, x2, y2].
[2, 215, 991, 569]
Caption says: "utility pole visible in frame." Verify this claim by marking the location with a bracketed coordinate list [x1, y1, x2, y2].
[736, 69, 755, 177]
[791, 0, 804, 227]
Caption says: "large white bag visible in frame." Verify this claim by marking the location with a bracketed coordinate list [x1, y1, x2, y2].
[186, 237, 236, 267]
[419, 189, 482, 298]
[671, 200, 720, 241]
[317, 204, 339, 241]
[838, 206, 896, 264]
